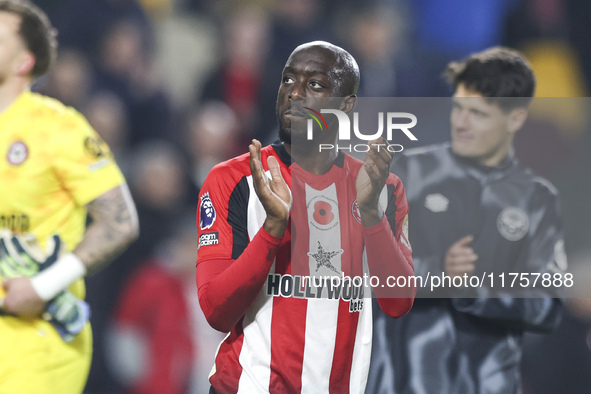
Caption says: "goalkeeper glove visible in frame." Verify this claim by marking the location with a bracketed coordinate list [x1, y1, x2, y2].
[0, 230, 90, 342]
[43, 290, 91, 343]
[0, 230, 61, 279]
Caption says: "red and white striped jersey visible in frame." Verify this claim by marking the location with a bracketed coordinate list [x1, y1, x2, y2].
[196, 143, 412, 393]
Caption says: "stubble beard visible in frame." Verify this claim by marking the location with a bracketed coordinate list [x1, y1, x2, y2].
[279, 125, 291, 144]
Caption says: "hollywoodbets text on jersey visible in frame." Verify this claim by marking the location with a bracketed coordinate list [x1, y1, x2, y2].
[266, 273, 365, 313]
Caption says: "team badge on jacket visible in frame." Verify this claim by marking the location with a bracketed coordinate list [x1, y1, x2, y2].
[497, 207, 529, 241]
[200, 192, 216, 230]
[7, 141, 28, 166]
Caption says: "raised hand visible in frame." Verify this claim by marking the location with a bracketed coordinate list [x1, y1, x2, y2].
[249, 139, 292, 237]
[445, 235, 478, 278]
[356, 137, 394, 227]
[0, 232, 61, 317]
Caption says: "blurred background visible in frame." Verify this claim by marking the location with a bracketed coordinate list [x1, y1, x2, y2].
[30, 0, 591, 393]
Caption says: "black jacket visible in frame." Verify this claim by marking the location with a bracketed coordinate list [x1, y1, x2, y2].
[368, 144, 565, 394]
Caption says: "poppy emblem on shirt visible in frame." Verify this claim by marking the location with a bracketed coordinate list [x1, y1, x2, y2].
[199, 192, 216, 230]
[313, 200, 335, 226]
[7, 141, 28, 166]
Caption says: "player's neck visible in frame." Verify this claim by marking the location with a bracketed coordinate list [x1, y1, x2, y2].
[477, 143, 512, 168]
[284, 141, 339, 175]
[0, 77, 30, 114]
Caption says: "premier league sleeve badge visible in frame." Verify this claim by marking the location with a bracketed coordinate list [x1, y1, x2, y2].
[200, 192, 217, 230]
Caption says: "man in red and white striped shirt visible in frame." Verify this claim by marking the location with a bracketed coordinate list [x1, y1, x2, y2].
[196, 41, 415, 393]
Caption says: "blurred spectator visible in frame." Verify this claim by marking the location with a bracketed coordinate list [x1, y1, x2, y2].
[504, 0, 587, 98]
[137, 0, 174, 21]
[185, 101, 240, 189]
[130, 140, 193, 212]
[504, 0, 568, 49]
[346, 5, 433, 97]
[85, 140, 196, 392]
[269, 0, 333, 65]
[122, 139, 197, 283]
[502, 0, 587, 177]
[83, 91, 130, 160]
[39, 49, 93, 110]
[107, 226, 197, 394]
[96, 19, 175, 147]
[198, 6, 278, 143]
[99, 20, 147, 87]
[49, 0, 152, 64]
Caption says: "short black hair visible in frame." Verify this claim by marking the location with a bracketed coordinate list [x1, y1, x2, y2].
[0, 0, 57, 79]
[292, 41, 360, 97]
[331, 46, 360, 96]
[445, 46, 535, 111]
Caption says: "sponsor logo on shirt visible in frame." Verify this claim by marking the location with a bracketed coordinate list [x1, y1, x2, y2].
[424, 193, 449, 213]
[84, 136, 109, 159]
[497, 207, 529, 241]
[198, 232, 219, 248]
[266, 273, 364, 313]
[6, 141, 28, 166]
[0, 213, 30, 232]
[199, 192, 216, 230]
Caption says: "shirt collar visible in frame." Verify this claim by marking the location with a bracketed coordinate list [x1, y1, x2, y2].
[449, 144, 518, 184]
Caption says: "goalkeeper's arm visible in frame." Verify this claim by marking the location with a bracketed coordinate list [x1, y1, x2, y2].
[1, 184, 138, 316]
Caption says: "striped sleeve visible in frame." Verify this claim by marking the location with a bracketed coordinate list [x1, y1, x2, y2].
[196, 162, 250, 262]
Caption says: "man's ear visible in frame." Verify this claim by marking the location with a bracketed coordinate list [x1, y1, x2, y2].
[339, 95, 357, 114]
[15, 52, 35, 77]
[508, 107, 528, 134]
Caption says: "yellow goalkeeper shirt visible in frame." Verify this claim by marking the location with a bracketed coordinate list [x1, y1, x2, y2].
[0, 90, 125, 298]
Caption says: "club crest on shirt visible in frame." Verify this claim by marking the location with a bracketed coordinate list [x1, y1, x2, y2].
[6, 141, 28, 166]
[199, 192, 216, 230]
[351, 199, 362, 224]
[497, 207, 529, 241]
[424, 193, 449, 213]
